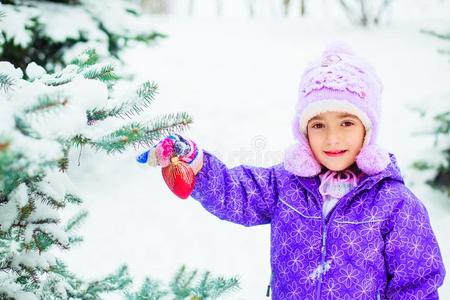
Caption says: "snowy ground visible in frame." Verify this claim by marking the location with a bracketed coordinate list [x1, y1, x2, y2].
[62, 9, 450, 300]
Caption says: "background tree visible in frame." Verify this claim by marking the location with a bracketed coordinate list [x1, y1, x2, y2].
[0, 48, 239, 299]
[412, 29, 450, 198]
[337, 0, 393, 27]
[0, 0, 166, 73]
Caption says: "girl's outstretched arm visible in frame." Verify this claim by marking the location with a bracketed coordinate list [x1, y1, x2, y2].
[191, 150, 281, 227]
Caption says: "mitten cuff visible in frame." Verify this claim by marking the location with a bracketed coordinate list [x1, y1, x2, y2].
[189, 148, 204, 175]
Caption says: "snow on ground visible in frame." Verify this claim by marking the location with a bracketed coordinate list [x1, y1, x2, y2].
[62, 11, 450, 299]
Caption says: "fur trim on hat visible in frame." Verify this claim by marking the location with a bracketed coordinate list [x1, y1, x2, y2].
[298, 99, 373, 148]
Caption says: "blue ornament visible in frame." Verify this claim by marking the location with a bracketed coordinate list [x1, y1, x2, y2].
[136, 150, 149, 163]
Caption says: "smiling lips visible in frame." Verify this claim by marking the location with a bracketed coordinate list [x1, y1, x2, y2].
[324, 150, 347, 157]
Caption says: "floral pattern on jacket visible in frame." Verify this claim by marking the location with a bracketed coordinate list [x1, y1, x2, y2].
[190, 150, 446, 299]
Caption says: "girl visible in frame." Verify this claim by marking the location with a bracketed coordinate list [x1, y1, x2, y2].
[137, 42, 446, 299]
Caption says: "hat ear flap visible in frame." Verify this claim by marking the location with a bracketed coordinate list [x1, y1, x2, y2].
[356, 144, 390, 175]
[284, 143, 322, 177]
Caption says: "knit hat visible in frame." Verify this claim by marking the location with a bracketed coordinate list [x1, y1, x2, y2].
[284, 41, 390, 177]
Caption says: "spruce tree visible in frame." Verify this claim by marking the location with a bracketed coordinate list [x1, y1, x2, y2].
[0, 49, 239, 299]
[412, 29, 450, 198]
[0, 0, 166, 72]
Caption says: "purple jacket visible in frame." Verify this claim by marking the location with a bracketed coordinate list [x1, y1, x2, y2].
[191, 150, 446, 299]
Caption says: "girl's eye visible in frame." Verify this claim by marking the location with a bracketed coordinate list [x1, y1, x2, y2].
[311, 123, 324, 129]
[342, 121, 354, 127]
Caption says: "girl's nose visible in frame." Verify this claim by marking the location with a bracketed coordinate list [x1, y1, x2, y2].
[325, 128, 343, 146]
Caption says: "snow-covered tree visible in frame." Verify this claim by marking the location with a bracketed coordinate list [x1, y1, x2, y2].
[412, 29, 450, 198]
[0, 0, 166, 72]
[0, 49, 239, 299]
[337, 0, 393, 27]
[141, 0, 170, 14]
[281, 0, 307, 17]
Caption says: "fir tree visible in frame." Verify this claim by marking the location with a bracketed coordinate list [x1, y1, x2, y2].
[0, 49, 239, 299]
[125, 266, 240, 300]
[0, 0, 167, 72]
[337, 0, 393, 27]
[411, 29, 450, 198]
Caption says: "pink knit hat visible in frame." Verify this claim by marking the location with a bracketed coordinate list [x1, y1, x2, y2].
[284, 41, 390, 177]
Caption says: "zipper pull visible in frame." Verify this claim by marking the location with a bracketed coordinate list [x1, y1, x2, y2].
[266, 273, 272, 297]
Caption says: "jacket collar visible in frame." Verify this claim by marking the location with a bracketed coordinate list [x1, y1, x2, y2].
[295, 152, 404, 202]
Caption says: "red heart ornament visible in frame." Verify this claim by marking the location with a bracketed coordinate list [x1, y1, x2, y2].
[161, 157, 195, 199]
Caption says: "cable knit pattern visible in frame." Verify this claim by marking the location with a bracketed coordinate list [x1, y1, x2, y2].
[301, 63, 371, 99]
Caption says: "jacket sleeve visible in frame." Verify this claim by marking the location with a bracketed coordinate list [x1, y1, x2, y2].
[190, 150, 280, 226]
[383, 186, 446, 299]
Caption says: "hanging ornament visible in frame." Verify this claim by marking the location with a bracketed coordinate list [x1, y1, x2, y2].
[161, 156, 195, 199]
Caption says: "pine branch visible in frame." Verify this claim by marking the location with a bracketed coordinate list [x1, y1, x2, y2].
[170, 265, 195, 298]
[118, 81, 158, 118]
[28, 184, 66, 209]
[33, 229, 64, 252]
[70, 48, 99, 68]
[42, 63, 79, 86]
[82, 63, 119, 83]
[18, 201, 35, 224]
[93, 112, 192, 154]
[86, 107, 117, 123]
[49, 259, 84, 292]
[125, 278, 169, 300]
[0, 151, 53, 196]
[69, 134, 92, 149]
[133, 31, 168, 44]
[67, 235, 83, 246]
[23, 92, 69, 115]
[13, 263, 41, 285]
[58, 145, 70, 172]
[420, 29, 450, 40]
[412, 108, 450, 197]
[373, 0, 393, 25]
[84, 265, 133, 297]
[64, 193, 83, 205]
[433, 111, 450, 137]
[168, 266, 240, 299]
[86, 80, 158, 122]
[14, 116, 41, 139]
[0, 73, 15, 92]
[64, 210, 88, 233]
[200, 276, 240, 299]
[142, 111, 193, 139]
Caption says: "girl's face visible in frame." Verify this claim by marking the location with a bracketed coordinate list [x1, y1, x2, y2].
[307, 111, 365, 172]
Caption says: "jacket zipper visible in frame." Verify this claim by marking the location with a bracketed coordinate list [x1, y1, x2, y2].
[315, 213, 328, 300]
[314, 185, 367, 300]
[297, 176, 377, 299]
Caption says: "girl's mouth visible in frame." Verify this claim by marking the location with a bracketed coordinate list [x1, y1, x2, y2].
[324, 150, 347, 157]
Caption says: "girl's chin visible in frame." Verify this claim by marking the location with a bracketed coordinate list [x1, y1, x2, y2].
[320, 159, 355, 172]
